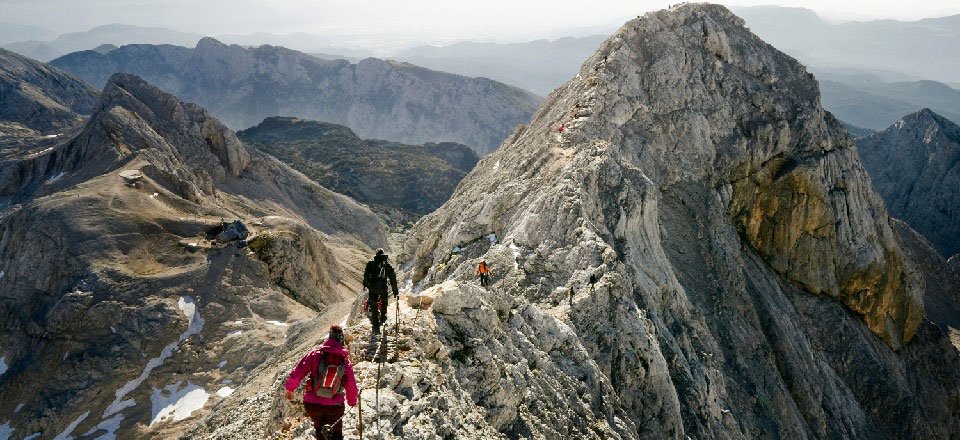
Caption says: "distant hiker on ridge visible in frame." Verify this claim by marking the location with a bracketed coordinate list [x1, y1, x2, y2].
[363, 248, 398, 334]
[476, 260, 491, 287]
[285, 325, 358, 440]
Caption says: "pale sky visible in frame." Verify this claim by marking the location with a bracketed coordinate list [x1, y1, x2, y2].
[2, 0, 959, 42]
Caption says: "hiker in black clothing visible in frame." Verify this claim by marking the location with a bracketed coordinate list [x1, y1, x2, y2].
[363, 248, 398, 333]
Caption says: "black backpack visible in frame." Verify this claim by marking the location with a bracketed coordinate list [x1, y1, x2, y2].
[366, 261, 388, 287]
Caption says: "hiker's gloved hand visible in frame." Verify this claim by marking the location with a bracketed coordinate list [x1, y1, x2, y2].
[284, 390, 295, 401]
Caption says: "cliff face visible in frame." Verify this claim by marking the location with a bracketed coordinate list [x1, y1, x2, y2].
[0, 48, 99, 132]
[390, 4, 954, 438]
[0, 73, 385, 438]
[50, 39, 542, 154]
[239, 116, 479, 222]
[856, 109, 960, 259]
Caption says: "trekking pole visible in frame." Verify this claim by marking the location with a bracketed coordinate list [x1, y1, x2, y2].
[357, 389, 363, 438]
[395, 295, 400, 337]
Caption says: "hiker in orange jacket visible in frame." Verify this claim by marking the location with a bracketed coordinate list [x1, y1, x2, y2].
[476, 260, 491, 287]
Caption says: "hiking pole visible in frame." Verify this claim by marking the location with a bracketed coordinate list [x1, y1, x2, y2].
[395, 294, 400, 337]
[357, 389, 363, 438]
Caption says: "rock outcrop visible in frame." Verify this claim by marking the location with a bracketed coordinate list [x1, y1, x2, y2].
[50, 39, 542, 154]
[388, 4, 954, 438]
[0, 72, 386, 439]
[238, 116, 479, 222]
[0, 48, 98, 132]
[856, 108, 960, 258]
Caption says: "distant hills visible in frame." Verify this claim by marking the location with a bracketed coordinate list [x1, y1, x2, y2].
[238, 117, 479, 222]
[50, 38, 541, 154]
[2, 24, 204, 61]
[395, 36, 607, 96]
[730, 6, 960, 85]
[819, 77, 960, 130]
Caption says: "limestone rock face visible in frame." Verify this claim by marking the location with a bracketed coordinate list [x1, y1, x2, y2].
[0, 48, 98, 132]
[0, 73, 384, 438]
[856, 108, 960, 258]
[50, 39, 542, 154]
[389, 4, 957, 438]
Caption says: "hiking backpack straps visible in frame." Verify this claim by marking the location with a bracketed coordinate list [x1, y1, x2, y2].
[312, 351, 346, 398]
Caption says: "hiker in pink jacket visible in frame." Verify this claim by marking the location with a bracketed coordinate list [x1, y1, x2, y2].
[285, 325, 359, 440]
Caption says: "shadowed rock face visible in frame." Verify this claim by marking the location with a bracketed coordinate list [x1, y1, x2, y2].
[239, 116, 479, 222]
[50, 38, 542, 154]
[856, 108, 960, 259]
[0, 73, 385, 438]
[0, 48, 98, 132]
[386, 4, 957, 438]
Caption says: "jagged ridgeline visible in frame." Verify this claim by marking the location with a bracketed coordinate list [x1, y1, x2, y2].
[386, 4, 956, 438]
[0, 68, 386, 438]
[50, 38, 542, 155]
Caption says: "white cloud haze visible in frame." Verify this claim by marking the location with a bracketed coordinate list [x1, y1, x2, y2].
[2, 0, 958, 42]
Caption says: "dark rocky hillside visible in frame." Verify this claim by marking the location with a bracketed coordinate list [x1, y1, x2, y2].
[50, 38, 541, 154]
[856, 108, 960, 258]
[239, 116, 479, 223]
[0, 48, 98, 132]
[0, 72, 384, 439]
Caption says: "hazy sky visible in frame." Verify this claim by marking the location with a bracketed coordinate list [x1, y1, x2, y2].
[3, 0, 959, 41]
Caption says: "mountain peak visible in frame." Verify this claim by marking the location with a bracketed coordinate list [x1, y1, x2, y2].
[195, 36, 227, 50]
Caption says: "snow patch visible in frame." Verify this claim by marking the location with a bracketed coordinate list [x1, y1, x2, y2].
[14, 404, 23, 414]
[23, 433, 40, 440]
[42, 134, 60, 139]
[221, 379, 233, 384]
[149, 192, 159, 199]
[102, 296, 203, 418]
[82, 414, 123, 440]
[266, 320, 289, 327]
[217, 360, 227, 369]
[215, 386, 234, 398]
[492, 160, 501, 171]
[150, 382, 209, 426]
[486, 233, 498, 244]
[0, 270, 4, 279]
[0, 421, 12, 440]
[226, 330, 243, 337]
[52, 411, 89, 440]
[46, 172, 66, 183]
[0, 357, 7, 376]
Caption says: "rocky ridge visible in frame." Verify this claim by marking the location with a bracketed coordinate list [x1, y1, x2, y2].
[394, 4, 955, 438]
[0, 72, 385, 439]
[183, 5, 960, 440]
[855, 108, 960, 258]
[50, 38, 542, 154]
[238, 116, 479, 223]
[0, 48, 99, 133]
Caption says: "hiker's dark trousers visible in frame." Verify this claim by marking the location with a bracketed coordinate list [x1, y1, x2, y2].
[479, 273, 489, 287]
[304, 402, 344, 440]
[369, 289, 389, 326]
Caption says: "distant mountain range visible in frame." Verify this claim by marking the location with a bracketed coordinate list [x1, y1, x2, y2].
[395, 36, 607, 96]
[2, 24, 204, 62]
[50, 38, 541, 154]
[819, 78, 960, 130]
[238, 117, 479, 222]
[730, 6, 960, 85]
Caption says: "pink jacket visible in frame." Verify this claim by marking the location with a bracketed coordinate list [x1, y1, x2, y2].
[285, 339, 359, 406]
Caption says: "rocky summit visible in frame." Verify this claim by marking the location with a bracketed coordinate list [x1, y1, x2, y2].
[384, 4, 954, 438]
[50, 38, 542, 154]
[238, 116, 479, 224]
[0, 72, 385, 439]
[856, 108, 960, 259]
